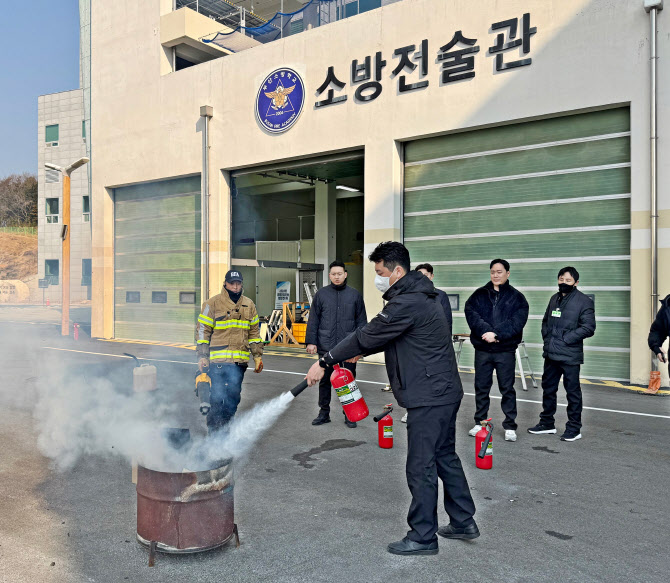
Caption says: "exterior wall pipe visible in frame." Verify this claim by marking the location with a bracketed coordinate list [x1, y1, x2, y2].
[200, 105, 213, 299]
[645, 0, 663, 371]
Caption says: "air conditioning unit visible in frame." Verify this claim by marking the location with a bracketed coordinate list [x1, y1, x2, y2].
[46, 142, 59, 147]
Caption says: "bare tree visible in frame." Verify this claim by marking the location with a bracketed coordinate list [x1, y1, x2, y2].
[0, 173, 38, 227]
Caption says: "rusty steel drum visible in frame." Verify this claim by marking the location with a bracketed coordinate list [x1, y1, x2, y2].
[136, 459, 237, 553]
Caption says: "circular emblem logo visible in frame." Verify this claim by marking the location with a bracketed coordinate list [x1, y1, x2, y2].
[256, 68, 305, 134]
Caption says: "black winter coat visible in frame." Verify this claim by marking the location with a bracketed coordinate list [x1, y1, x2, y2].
[464, 281, 529, 353]
[324, 271, 463, 409]
[305, 283, 367, 353]
[648, 294, 670, 355]
[435, 288, 453, 333]
[541, 288, 596, 365]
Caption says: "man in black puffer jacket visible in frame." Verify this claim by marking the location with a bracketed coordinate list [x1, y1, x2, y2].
[305, 260, 367, 427]
[306, 242, 477, 557]
[464, 259, 529, 443]
[528, 266, 595, 442]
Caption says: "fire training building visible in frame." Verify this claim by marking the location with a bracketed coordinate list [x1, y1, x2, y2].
[90, 0, 669, 385]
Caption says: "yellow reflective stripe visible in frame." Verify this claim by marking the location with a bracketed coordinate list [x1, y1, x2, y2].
[197, 339, 210, 344]
[209, 350, 250, 359]
[198, 314, 214, 326]
[248, 338, 262, 343]
[250, 315, 260, 325]
[214, 319, 250, 329]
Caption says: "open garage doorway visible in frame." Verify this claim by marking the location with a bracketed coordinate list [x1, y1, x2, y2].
[230, 151, 364, 323]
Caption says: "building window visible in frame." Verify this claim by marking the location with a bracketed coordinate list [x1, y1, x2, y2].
[46, 169, 60, 183]
[45, 260, 59, 285]
[82, 120, 86, 140]
[126, 291, 140, 303]
[448, 294, 460, 311]
[45, 124, 59, 145]
[179, 291, 196, 304]
[81, 259, 92, 286]
[83, 196, 90, 222]
[45, 198, 59, 223]
[152, 291, 168, 304]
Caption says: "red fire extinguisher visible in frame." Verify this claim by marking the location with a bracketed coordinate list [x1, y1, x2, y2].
[330, 364, 369, 422]
[476, 419, 493, 470]
[373, 405, 394, 449]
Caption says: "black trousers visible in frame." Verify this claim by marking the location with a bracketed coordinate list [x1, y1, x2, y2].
[473, 350, 517, 430]
[318, 360, 357, 415]
[539, 358, 583, 433]
[406, 402, 476, 544]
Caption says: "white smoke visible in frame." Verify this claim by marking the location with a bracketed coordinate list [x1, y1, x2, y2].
[30, 352, 296, 473]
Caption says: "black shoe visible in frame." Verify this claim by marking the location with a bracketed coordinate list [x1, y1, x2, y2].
[311, 413, 331, 426]
[437, 522, 480, 540]
[343, 410, 357, 428]
[527, 423, 557, 434]
[560, 431, 582, 442]
[387, 537, 438, 556]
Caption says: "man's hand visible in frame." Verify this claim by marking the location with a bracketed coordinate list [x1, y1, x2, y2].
[254, 356, 264, 373]
[345, 355, 362, 364]
[306, 361, 325, 386]
[198, 358, 209, 372]
[657, 350, 667, 364]
[306, 344, 317, 355]
[482, 332, 497, 343]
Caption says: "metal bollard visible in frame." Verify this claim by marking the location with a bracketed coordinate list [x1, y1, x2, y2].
[73, 323, 79, 340]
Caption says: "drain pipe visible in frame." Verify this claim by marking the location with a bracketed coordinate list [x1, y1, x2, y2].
[645, 1, 663, 370]
[200, 105, 213, 300]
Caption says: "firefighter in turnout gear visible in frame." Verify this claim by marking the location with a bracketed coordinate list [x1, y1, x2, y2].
[196, 270, 264, 433]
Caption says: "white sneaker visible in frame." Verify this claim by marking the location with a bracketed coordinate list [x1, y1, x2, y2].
[505, 430, 517, 442]
[401, 412, 408, 423]
[468, 424, 482, 437]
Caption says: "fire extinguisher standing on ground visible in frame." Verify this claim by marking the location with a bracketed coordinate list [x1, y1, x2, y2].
[373, 405, 394, 449]
[330, 364, 369, 422]
[476, 419, 493, 470]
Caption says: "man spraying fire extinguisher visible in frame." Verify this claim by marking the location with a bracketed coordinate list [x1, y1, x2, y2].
[306, 242, 477, 556]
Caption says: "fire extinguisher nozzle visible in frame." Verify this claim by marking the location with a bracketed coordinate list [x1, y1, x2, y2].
[290, 379, 309, 397]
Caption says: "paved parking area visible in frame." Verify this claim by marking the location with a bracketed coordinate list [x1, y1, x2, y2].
[0, 319, 668, 583]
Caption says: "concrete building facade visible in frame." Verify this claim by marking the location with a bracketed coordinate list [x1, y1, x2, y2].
[89, 0, 669, 384]
[37, 89, 91, 304]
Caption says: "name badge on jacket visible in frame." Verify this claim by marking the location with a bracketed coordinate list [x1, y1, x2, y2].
[551, 310, 561, 318]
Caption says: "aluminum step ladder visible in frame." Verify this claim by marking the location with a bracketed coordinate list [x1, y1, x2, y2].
[515, 341, 538, 391]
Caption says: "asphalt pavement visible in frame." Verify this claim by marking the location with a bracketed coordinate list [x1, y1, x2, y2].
[0, 312, 669, 583]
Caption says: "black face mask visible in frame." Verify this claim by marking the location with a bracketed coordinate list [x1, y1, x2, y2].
[226, 288, 242, 303]
[558, 283, 575, 294]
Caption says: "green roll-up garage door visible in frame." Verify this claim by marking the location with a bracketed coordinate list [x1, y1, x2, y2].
[404, 108, 630, 381]
[114, 175, 201, 344]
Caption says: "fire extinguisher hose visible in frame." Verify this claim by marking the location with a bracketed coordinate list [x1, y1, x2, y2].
[373, 407, 393, 422]
[290, 379, 309, 397]
[477, 423, 493, 459]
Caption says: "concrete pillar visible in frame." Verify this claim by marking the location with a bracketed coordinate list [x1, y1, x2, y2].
[315, 181, 337, 286]
[362, 139, 403, 362]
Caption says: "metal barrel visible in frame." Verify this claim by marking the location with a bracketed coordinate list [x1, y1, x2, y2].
[136, 460, 235, 553]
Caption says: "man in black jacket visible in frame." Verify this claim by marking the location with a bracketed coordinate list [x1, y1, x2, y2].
[648, 294, 670, 365]
[305, 260, 367, 428]
[306, 242, 477, 556]
[464, 259, 529, 442]
[528, 266, 595, 442]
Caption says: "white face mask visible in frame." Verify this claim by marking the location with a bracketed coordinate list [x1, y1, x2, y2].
[375, 274, 391, 293]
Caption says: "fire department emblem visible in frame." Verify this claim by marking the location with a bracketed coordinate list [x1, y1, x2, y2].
[256, 67, 305, 134]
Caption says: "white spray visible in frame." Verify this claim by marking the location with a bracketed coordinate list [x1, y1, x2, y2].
[30, 352, 298, 472]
